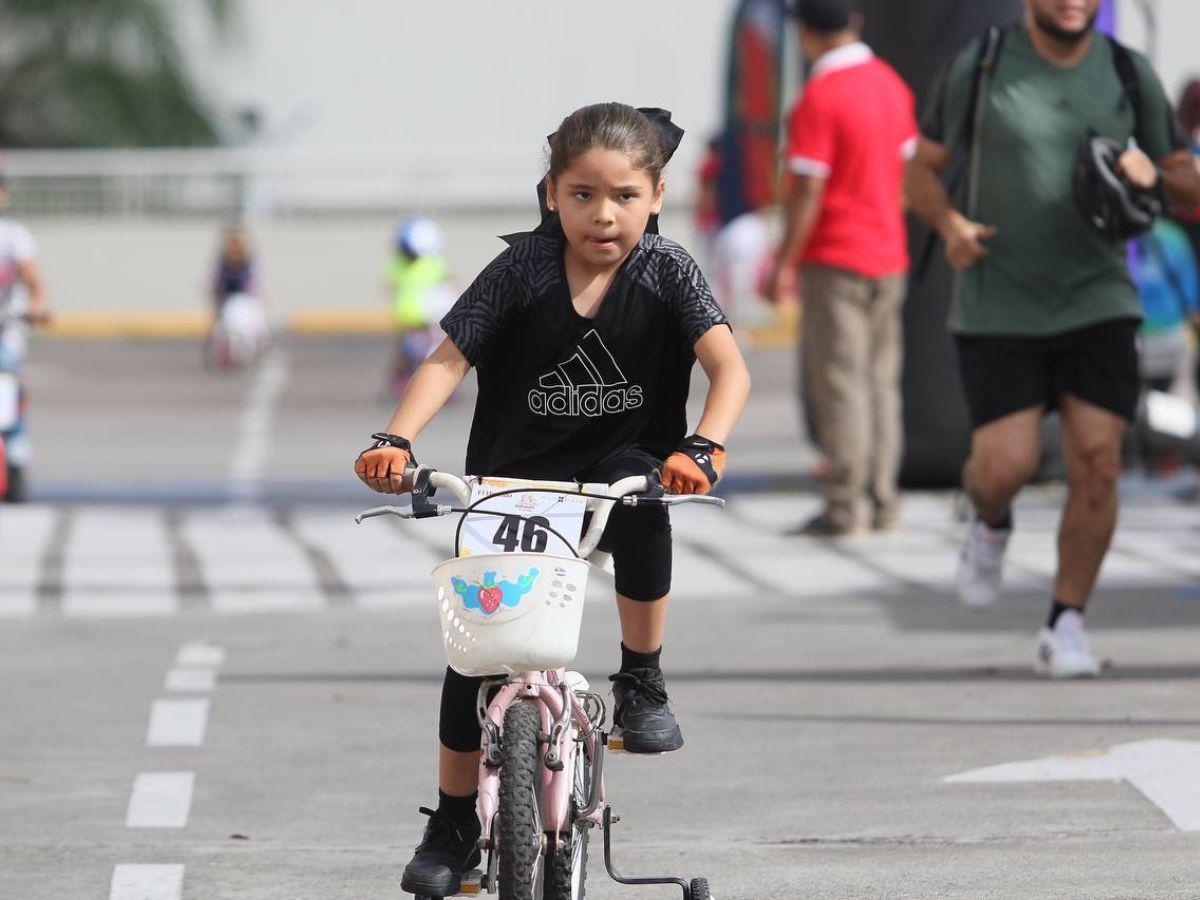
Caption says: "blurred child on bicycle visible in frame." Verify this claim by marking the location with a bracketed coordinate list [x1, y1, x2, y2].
[211, 226, 257, 315]
[355, 102, 750, 897]
[385, 217, 453, 397]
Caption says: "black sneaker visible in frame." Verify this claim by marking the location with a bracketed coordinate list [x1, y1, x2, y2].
[400, 806, 482, 897]
[609, 666, 684, 753]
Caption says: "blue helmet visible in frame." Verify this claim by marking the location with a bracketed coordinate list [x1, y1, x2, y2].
[394, 217, 443, 258]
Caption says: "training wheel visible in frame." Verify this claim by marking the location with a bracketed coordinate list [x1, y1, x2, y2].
[689, 877, 711, 899]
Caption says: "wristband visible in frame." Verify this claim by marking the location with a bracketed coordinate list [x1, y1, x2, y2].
[370, 432, 417, 464]
[676, 434, 724, 485]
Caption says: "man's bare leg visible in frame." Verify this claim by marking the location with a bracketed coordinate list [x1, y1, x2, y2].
[1054, 393, 1126, 609]
[962, 406, 1045, 523]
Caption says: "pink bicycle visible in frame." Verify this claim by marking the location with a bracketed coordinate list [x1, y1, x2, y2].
[358, 465, 723, 900]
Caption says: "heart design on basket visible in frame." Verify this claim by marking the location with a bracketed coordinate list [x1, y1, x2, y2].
[478, 585, 503, 614]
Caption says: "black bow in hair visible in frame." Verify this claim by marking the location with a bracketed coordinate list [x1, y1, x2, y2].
[500, 107, 685, 246]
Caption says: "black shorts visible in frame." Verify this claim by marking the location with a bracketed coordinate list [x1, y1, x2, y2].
[954, 318, 1141, 429]
[578, 450, 671, 602]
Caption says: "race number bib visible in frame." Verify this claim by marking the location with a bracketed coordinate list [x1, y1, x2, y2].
[459, 479, 586, 558]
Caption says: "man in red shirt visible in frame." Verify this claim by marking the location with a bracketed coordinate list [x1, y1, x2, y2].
[766, 0, 918, 536]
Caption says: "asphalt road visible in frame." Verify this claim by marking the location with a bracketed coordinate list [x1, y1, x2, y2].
[3, 335, 1200, 899]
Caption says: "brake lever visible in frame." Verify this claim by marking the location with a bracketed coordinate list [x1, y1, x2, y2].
[355, 501, 456, 524]
[355, 505, 413, 524]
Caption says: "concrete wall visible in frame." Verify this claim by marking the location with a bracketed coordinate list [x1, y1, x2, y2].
[1117, 0, 1200, 100]
[180, 0, 737, 200]
[31, 211, 695, 319]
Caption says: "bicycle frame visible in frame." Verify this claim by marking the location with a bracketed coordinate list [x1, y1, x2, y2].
[476, 668, 604, 855]
[357, 465, 724, 899]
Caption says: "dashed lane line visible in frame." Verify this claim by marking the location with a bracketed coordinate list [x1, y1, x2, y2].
[109, 864, 184, 900]
[176, 641, 226, 668]
[164, 667, 218, 692]
[125, 772, 195, 828]
[146, 699, 209, 747]
[228, 347, 289, 502]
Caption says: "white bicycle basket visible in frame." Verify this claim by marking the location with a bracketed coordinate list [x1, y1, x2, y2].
[431, 552, 590, 677]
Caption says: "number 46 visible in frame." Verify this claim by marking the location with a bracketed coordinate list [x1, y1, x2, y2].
[492, 515, 551, 553]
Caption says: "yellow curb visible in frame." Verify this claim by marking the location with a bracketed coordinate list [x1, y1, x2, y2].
[287, 307, 392, 335]
[39, 305, 802, 345]
[745, 305, 800, 349]
[45, 311, 210, 339]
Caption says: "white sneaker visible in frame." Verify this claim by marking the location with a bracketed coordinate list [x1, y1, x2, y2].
[956, 516, 1011, 608]
[1036, 610, 1102, 678]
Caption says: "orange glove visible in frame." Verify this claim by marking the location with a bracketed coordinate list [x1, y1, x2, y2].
[354, 434, 415, 494]
[661, 435, 725, 495]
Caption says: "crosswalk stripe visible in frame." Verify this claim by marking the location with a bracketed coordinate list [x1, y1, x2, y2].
[182, 508, 325, 614]
[0, 506, 57, 618]
[0, 494, 1194, 619]
[62, 509, 177, 617]
[291, 509, 442, 609]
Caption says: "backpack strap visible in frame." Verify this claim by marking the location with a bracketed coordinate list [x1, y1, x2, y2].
[964, 26, 1007, 150]
[1106, 36, 1145, 149]
[912, 25, 1007, 284]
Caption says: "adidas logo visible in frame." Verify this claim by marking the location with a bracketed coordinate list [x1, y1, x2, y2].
[528, 329, 644, 417]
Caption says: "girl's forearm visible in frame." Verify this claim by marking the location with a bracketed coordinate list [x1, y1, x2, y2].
[385, 339, 470, 440]
[694, 359, 751, 446]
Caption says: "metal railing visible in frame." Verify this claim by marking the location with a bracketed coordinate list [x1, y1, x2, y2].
[0, 147, 553, 218]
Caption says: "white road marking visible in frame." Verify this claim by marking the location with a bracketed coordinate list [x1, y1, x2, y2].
[62, 509, 176, 617]
[291, 509, 441, 608]
[946, 739, 1200, 831]
[0, 506, 56, 617]
[182, 508, 324, 613]
[126, 772, 195, 828]
[176, 642, 226, 667]
[228, 347, 288, 502]
[147, 699, 210, 747]
[109, 864, 184, 900]
[164, 667, 218, 692]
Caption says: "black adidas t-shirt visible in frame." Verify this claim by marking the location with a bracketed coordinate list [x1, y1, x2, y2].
[440, 227, 729, 480]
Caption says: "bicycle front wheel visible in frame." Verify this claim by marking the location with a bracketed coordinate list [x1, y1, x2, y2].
[543, 734, 591, 900]
[499, 700, 544, 900]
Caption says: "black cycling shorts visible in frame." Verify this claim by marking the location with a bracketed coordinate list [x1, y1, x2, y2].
[579, 450, 672, 603]
[954, 318, 1141, 429]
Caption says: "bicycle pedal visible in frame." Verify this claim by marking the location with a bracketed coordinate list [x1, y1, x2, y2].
[606, 729, 667, 756]
[452, 870, 483, 895]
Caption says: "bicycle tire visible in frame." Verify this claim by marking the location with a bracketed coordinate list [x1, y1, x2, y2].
[543, 739, 591, 900]
[690, 877, 711, 899]
[499, 700, 544, 900]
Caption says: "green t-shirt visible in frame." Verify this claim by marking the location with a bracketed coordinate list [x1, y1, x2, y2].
[925, 26, 1182, 336]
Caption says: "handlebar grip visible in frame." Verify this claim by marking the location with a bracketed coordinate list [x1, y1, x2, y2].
[622, 494, 726, 508]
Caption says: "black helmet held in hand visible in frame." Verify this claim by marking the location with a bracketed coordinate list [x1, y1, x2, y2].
[1073, 132, 1162, 241]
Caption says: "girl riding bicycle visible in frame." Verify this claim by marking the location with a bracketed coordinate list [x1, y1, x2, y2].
[354, 102, 751, 898]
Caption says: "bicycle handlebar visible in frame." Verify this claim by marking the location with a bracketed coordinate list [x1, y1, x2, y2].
[354, 465, 724, 559]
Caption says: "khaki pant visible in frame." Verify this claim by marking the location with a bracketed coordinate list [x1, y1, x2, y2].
[801, 264, 906, 528]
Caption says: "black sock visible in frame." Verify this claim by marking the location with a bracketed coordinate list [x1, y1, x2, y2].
[1046, 599, 1079, 629]
[980, 508, 1013, 530]
[620, 642, 662, 672]
[437, 789, 477, 822]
